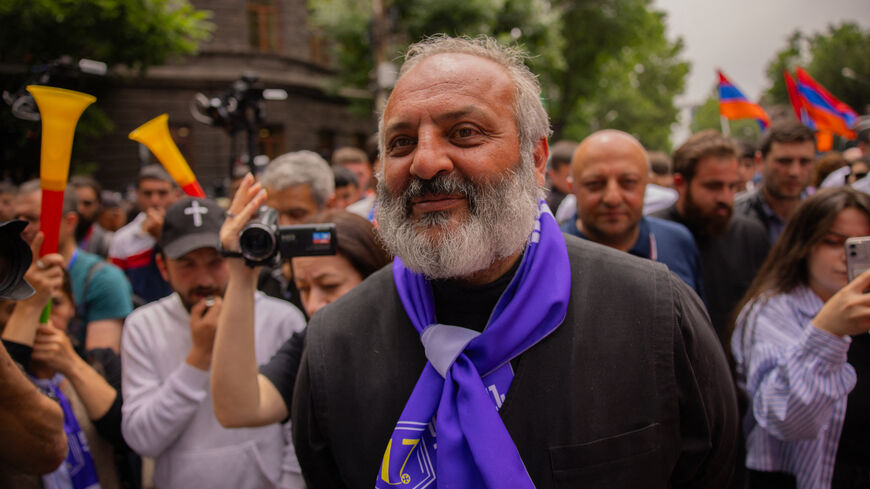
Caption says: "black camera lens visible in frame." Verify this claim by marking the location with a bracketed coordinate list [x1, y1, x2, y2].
[0, 220, 35, 300]
[239, 225, 276, 262]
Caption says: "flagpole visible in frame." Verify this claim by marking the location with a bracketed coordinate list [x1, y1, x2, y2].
[720, 115, 731, 136]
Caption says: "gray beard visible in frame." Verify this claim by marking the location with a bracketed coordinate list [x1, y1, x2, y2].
[376, 159, 543, 280]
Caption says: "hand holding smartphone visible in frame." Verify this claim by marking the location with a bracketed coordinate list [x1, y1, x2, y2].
[846, 237, 870, 282]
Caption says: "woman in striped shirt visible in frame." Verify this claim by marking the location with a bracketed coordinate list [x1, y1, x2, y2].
[731, 186, 870, 489]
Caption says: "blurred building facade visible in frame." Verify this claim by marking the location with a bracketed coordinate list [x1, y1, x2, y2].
[89, 0, 375, 194]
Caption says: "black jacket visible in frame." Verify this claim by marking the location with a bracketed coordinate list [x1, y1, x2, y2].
[734, 189, 772, 235]
[653, 205, 770, 345]
[293, 235, 738, 489]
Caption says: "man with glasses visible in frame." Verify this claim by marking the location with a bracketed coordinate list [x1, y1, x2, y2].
[734, 121, 816, 244]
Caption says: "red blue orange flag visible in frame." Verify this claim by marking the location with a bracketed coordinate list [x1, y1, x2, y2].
[794, 67, 857, 140]
[718, 70, 770, 130]
[783, 71, 816, 129]
[783, 71, 835, 150]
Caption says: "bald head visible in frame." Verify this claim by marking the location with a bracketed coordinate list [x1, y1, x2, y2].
[573, 130, 648, 175]
[571, 130, 649, 251]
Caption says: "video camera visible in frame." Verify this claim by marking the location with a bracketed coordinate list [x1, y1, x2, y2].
[238, 207, 337, 267]
[3, 56, 107, 122]
[0, 221, 35, 300]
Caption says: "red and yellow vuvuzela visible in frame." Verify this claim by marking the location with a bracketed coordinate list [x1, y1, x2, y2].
[27, 85, 96, 256]
[129, 114, 205, 197]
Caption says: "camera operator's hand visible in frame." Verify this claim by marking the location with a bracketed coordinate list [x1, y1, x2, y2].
[142, 207, 166, 239]
[186, 296, 223, 371]
[220, 172, 267, 257]
[22, 232, 64, 306]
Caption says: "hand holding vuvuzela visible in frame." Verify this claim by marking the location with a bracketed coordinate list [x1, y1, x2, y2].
[26, 85, 95, 323]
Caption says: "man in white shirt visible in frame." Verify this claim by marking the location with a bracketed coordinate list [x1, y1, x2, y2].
[121, 197, 306, 489]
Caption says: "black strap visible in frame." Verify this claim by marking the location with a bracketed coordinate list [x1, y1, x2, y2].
[75, 260, 106, 323]
[217, 243, 243, 258]
[748, 469, 797, 489]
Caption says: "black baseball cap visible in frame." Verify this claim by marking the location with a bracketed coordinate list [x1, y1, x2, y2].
[159, 197, 225, 259]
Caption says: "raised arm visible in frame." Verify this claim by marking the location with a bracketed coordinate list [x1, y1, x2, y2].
[33, 324, 118, 423]
[211, 173, 288, 427]
[737, 270, 870, 441]
[0, 238, 67, 473]
[0, 343, 67, 474]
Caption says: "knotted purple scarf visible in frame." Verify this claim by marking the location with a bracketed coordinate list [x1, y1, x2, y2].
[377, 201, 571, 489]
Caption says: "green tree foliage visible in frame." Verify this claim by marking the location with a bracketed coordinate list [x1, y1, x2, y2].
[308, 0, 374, 89]
[0, 0, 212, 70]
[690, 89, 761, 143]
[762, 31, 804, 107]
[763, 23, 870, 114]
[553, 5, 688, 152]
[309, 0, 687, 150]
[309, 0, 561, 89]
[0, 0, 212, 178]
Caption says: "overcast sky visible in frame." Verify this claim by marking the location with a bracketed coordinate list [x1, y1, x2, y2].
[651, 0, 870, 143]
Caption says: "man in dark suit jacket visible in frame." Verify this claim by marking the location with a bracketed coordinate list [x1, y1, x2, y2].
[292, 35, 738, 489]
[653, 130, 770, 346]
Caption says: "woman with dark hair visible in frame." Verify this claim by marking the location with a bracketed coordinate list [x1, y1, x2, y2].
[211, 174, 391, 428]
[292, 209, 389, 317]
[731, 186, 870, 489]
[2, 258, 137, 489]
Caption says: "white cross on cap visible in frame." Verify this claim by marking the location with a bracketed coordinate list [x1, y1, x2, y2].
[184, 200, 209, 227]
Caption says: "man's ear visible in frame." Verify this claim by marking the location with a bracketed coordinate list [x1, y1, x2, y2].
[673, 173, 687, 194]
[59, 211, 78, 236]
[533, 137, 550, 187]
[155, 253, 170, 282]
[326, 194, 337, 209]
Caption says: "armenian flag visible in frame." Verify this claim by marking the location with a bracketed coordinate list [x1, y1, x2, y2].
[783, 71, 837, 150]
[718, 70, 770, 130]
[783, 71, 816, 129]
[794, 67, 857, 140]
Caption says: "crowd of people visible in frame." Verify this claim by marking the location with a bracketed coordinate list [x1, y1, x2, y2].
[2, 34, 870, 489]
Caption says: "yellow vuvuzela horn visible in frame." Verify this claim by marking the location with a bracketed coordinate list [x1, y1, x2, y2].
[129, 114, 205, 197]
[27, 85, 95, 324]
[26, 85, 96, 256]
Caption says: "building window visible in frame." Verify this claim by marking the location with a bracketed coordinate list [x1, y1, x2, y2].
[247, 0, 281, 53]
[170, 124, 193, 162]
[257, 125, 284, 160]
[354, 132, 368, 150]
[316, 129, 336, 161]
[309, 26, 330, 65]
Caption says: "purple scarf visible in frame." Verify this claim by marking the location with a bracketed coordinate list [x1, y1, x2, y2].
[377, 201, 571, 489]
[35, 375, 101, 489]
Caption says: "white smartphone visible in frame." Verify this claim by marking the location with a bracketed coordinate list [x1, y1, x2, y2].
[846, 236, 870, 281]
